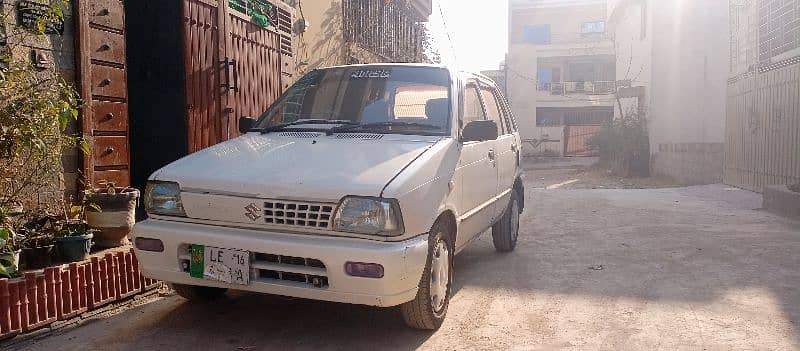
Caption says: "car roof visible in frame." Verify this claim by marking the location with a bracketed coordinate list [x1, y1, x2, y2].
[314, 63, 495, 86]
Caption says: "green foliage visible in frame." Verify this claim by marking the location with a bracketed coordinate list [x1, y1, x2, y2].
[0, 206, 20, 278]
[0, 0, 86, 211]
[588, 110, 650, 177]
[789, 183, 800, 193]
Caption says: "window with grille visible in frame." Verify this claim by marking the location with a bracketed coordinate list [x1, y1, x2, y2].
[342, 0, 424, 62]
[758, 0, 800, 62]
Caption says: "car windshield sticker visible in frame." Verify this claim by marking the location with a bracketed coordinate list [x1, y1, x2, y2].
[351, 69, 392, 79]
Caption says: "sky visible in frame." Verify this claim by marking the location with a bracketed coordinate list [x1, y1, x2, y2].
[426, 0, 509, 72]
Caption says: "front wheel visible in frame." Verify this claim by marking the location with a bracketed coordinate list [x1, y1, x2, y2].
[492, 191, 520, 252]
[400, 220, 453, 330]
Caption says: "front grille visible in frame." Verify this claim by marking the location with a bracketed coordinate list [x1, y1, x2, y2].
[263, 200, 335, 229]
[253, 253, 328, 288]
[179, 246, 329, 289]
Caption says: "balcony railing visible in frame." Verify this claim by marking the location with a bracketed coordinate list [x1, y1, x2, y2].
[537, 81, 616, 95]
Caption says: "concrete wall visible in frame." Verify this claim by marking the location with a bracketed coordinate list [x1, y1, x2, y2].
[292, 1, 347, 76]
[523, 126, 565, 156]
[609, 0, 729, 185]
[1, 0, 79, 204]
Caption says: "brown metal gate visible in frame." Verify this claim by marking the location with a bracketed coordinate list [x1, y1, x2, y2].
[564, 125, 601, 157]
[182, 0, 293, 153]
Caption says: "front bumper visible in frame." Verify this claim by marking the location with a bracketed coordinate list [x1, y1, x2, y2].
[132, 219, 429, 307]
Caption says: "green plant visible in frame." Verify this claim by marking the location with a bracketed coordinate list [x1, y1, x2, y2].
[0, 206, 20, 278]
[0, 0, 88, 211]
[56, 220, 93, 238]
[789, 183, 800, 193]
[588, 110, 650, 177]
[56, 189, 98, 238]
[15, 212, 57, 249]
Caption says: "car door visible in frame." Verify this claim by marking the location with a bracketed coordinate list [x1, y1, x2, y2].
[480, 83, 518, 219]
[455, 80, 499, 250]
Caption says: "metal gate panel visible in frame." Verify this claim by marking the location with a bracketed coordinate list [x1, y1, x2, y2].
[564, 125, 601, 156]
[182, 0, 224, 153]
[224, 9, 284, 140]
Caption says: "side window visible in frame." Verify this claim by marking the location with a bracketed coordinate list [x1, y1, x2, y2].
[480, 86, 505, 135]
[498, 92, 518, 132]
[463, 83, 485, 127]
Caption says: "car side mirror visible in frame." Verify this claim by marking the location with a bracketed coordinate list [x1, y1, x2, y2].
[462, 120, 498, 142]
[239, 116, 256, 134]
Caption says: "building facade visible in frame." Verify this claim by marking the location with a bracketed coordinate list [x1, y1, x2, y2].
[725, 0, 800, 192]
[292, 0, 432, 76]
[481, 66, 508, 96]
[607, 0, 730, 185]
[507, 0, 616, 156]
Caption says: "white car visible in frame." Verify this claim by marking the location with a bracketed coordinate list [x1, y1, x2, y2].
[133, 64, 524, 330]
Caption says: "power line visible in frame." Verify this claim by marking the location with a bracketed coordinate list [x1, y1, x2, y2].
[437, 0, 458, 63]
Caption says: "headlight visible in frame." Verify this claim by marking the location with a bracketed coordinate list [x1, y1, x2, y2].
[333, 197, 404, 236]
[144, 181, 186, 217]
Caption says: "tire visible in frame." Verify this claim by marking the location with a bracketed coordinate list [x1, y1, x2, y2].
[171, 283, 228, 301]
[400, 220, 454, 330]
[492, 190, 520, 252]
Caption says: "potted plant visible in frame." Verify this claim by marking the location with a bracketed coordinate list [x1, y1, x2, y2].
[17, 214, 57, 270]
[0, 207, 21, 278]
[86, 182, 140, 248]
[53, 198, 95, 263]
[54, 221, 93, 263]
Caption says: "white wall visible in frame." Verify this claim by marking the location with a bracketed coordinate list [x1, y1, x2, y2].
[610, 0, 729, 150]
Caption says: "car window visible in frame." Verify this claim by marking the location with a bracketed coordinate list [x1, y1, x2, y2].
[463, 82, 485, 128]
[480, 85, 506, 135]
[256, 66, 452, 135]
[496, 91, 518, 133]
[493, 89, 515, 134]
[393, 85, 449, 120]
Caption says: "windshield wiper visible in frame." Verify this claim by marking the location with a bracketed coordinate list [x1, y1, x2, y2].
[330, 121, 442, 134]
[259, 119, 358, 134]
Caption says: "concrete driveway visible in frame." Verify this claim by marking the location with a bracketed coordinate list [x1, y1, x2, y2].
[6, 178, 800, 350]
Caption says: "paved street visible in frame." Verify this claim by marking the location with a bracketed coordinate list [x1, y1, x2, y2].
[7, 163, 800, 350]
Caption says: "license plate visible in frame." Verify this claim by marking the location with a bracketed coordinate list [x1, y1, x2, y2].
[189, 245, 250, 285]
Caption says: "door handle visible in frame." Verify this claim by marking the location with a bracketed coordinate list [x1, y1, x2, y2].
[221, 57, 231, 91]
[231, 59, 240, 93]
[488, 150, 496, 160]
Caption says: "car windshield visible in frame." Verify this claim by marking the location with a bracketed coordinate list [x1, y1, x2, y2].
[254, 66, 452, 135]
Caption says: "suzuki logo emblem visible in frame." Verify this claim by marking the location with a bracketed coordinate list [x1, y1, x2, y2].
[244, 203, 262, 221]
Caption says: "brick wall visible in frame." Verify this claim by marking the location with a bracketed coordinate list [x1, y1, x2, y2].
[652, 143, 725, 185]
[1, 0, 80, 203]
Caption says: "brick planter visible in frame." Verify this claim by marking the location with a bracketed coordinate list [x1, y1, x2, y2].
[0, 248, 159, 339]
[763, 185, 800, 220]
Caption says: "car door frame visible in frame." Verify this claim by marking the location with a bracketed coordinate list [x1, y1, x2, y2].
[454, 77, 501, 252]
[478, 80, 519, 220]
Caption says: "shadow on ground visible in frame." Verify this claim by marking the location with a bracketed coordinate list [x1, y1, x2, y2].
[7, 184, 799, 350]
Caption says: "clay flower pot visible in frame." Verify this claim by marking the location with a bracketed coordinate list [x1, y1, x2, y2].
[87, 188, 140, 248]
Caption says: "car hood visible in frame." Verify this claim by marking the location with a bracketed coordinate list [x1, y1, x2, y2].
[152, 133, 440, 201]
